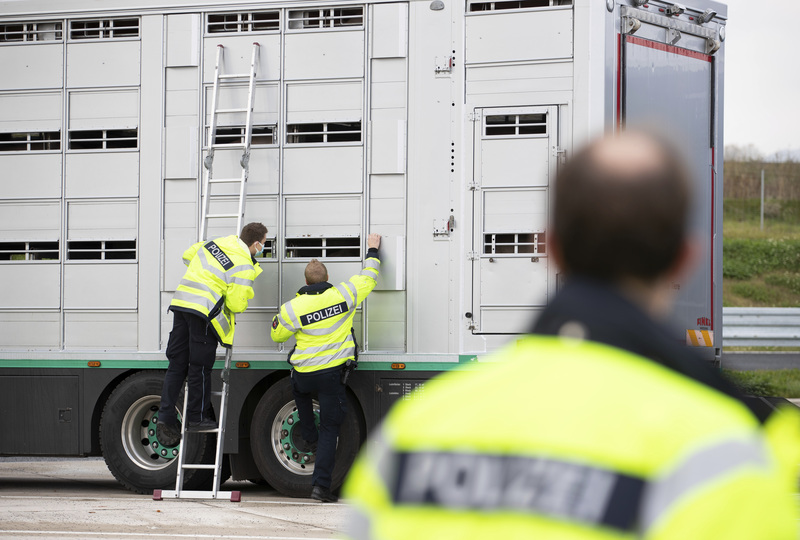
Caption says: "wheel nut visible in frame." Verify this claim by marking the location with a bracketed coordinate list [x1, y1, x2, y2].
[172, 449, 178, 456]
[303, 455, 310, 462]
[281, 430, 288, 437]
[287, 417, 293, 425]
[283, 443, 290, 450]
[161, 449, 167, 456]
[152, 442, 159, 449]
[149, 429, 155, 436]
[292, 452, 299, 460]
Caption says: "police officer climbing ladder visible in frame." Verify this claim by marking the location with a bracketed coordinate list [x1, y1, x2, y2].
[153, 41, 262, 502]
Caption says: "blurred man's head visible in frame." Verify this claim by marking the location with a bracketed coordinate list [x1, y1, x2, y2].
[305, 259, 329, 285]
[552, 131, 691, 286]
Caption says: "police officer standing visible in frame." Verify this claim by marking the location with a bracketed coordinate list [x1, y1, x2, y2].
[272, 233, 381, 502]
[157, 222, 268, 447]
[343, 133, 800, 538]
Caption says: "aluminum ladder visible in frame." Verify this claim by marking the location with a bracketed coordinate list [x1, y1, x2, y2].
[154, 42, 260, 503]
[199, 41, 260, 240]
[153, 348, 240, 502]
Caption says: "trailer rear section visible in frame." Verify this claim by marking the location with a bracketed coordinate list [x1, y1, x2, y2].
[0, 0, 726, 495]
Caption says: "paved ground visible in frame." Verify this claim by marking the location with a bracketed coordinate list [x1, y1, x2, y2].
[720, 352, 800, 371]
[0, 457, 348, 539]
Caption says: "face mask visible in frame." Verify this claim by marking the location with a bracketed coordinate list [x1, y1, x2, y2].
[254, 241, 264, 258]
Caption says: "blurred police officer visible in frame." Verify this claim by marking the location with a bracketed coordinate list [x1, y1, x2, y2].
[343, 133, 800, 539]
[272, 233, 381, 502]
[157, 222, 267, 446]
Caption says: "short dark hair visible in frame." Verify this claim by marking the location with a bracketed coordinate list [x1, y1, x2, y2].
[240, 222, 268, 246]
[553, 131, 691, 283]
[305, 259, 328, 285]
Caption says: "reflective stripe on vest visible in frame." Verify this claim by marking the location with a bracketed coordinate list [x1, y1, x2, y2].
[366, 436, 771, 535]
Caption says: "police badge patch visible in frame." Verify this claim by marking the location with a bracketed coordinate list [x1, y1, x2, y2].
[272, 316, 279, 329]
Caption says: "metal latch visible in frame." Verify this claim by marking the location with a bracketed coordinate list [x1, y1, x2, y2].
[433, 215, 455, 237]
[435, 56, 454, 74]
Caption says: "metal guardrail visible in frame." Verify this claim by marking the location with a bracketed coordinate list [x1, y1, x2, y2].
[722, 307, 800, 347]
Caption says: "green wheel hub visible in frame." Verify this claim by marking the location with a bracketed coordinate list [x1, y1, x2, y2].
[148, 411, 181, 461]
[278, 409, 320, 466]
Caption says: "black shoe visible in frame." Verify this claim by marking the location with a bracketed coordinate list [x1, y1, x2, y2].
[186, 418, 218, 432]
[311, 485, 338, 503]
[156, 421, 181, 447]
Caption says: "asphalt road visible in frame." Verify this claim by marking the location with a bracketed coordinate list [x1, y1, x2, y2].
[720, 352, 800, 371]
[0, 457, 348, 540]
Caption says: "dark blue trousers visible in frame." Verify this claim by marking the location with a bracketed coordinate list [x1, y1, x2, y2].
[291, 366, 347, 490]
[159, 310, 218, 424]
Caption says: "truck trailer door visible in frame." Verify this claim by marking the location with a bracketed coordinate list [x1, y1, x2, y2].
[621, 24, 718, 350]
[470, 106, 558, 334]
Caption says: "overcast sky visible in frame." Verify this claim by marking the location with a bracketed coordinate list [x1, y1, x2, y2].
[723, 0, 800, 158]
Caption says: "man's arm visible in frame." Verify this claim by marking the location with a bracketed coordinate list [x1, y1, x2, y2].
[270, 303, 297, 343]
[181, 241, 204, 266]
[346, 234, 381, 307]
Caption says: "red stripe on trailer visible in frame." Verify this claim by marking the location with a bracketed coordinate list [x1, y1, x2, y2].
[626, 34, 713, 63]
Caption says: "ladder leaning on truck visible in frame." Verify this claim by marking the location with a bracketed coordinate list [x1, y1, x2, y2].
[0, 0, 732, 497]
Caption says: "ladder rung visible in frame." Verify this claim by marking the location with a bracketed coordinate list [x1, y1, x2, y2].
[205, 213, 240, 219]
[181, 463, 218, 470]
[215, 108, 249, 114]
[211, 391, 224, 396]
[219, 73, 252, 80]
[209, 178, 243, 184]
[210, 143, 246, 149]
[154, 489, 241, 501]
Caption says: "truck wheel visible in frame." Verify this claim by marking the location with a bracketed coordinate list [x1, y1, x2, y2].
[249, 377, 363, 498]
[100, 371, 217, 494]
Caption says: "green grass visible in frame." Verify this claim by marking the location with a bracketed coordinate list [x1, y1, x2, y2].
[722, 198, 800, 310]
[722, 369, 800, 398]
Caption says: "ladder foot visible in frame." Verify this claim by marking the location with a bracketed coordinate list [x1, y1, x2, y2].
[231, 491, 242, 502]
[153, 489, 163, 501]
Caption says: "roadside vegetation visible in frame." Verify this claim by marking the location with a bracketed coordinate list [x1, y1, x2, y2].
[720, 151, 800, 396]
[722, 155, 800, 308]
[722, 369, 800, 399]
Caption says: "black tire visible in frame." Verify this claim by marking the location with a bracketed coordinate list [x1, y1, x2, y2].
[100, 371, 217, 494]
[250, 377, 363, 498]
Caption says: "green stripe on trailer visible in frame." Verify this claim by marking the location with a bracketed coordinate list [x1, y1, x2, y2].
[0, 358, 476, 371]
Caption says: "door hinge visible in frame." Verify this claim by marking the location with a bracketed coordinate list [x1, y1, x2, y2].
[467, 251, 479, 261]
[467, 179, 479, 191]
[556, 147, 567, 166]
[468, 111, 481, 122]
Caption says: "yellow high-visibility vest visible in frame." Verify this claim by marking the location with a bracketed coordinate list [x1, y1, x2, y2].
[170, 235, 262, 347]
[271, 254, 379, 372]
[344, 336, 800, 540]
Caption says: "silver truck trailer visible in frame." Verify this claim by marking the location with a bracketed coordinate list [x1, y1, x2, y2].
[0, 0, 726, 496]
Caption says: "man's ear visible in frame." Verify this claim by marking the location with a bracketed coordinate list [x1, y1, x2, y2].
[665, 236, 700, 283]
[549, 233, 565, 273]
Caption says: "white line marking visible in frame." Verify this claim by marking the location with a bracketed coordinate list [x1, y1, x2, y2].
[0, 532, 332, 540]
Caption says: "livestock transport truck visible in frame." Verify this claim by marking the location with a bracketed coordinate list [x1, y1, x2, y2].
[0, 0, 726, 496]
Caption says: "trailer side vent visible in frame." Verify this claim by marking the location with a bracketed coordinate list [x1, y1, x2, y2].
[287, 7, 364, 30]
[285, 237, 361, 259]
[213, 125, 276, 146]
[0, 131, 61, 152]
[469, 0, 571, 12]
[483, 232, 546, 255]
[0, 241, 59, 261]
[485, 114, 547, 137]
[67, 240, 136, 260]
[0, 21, 63, 42]
[68, 129, 138, 150]
[69, 19, 140, 40]
[286, 122, 361, 144]
[207, 12, 280, 34]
